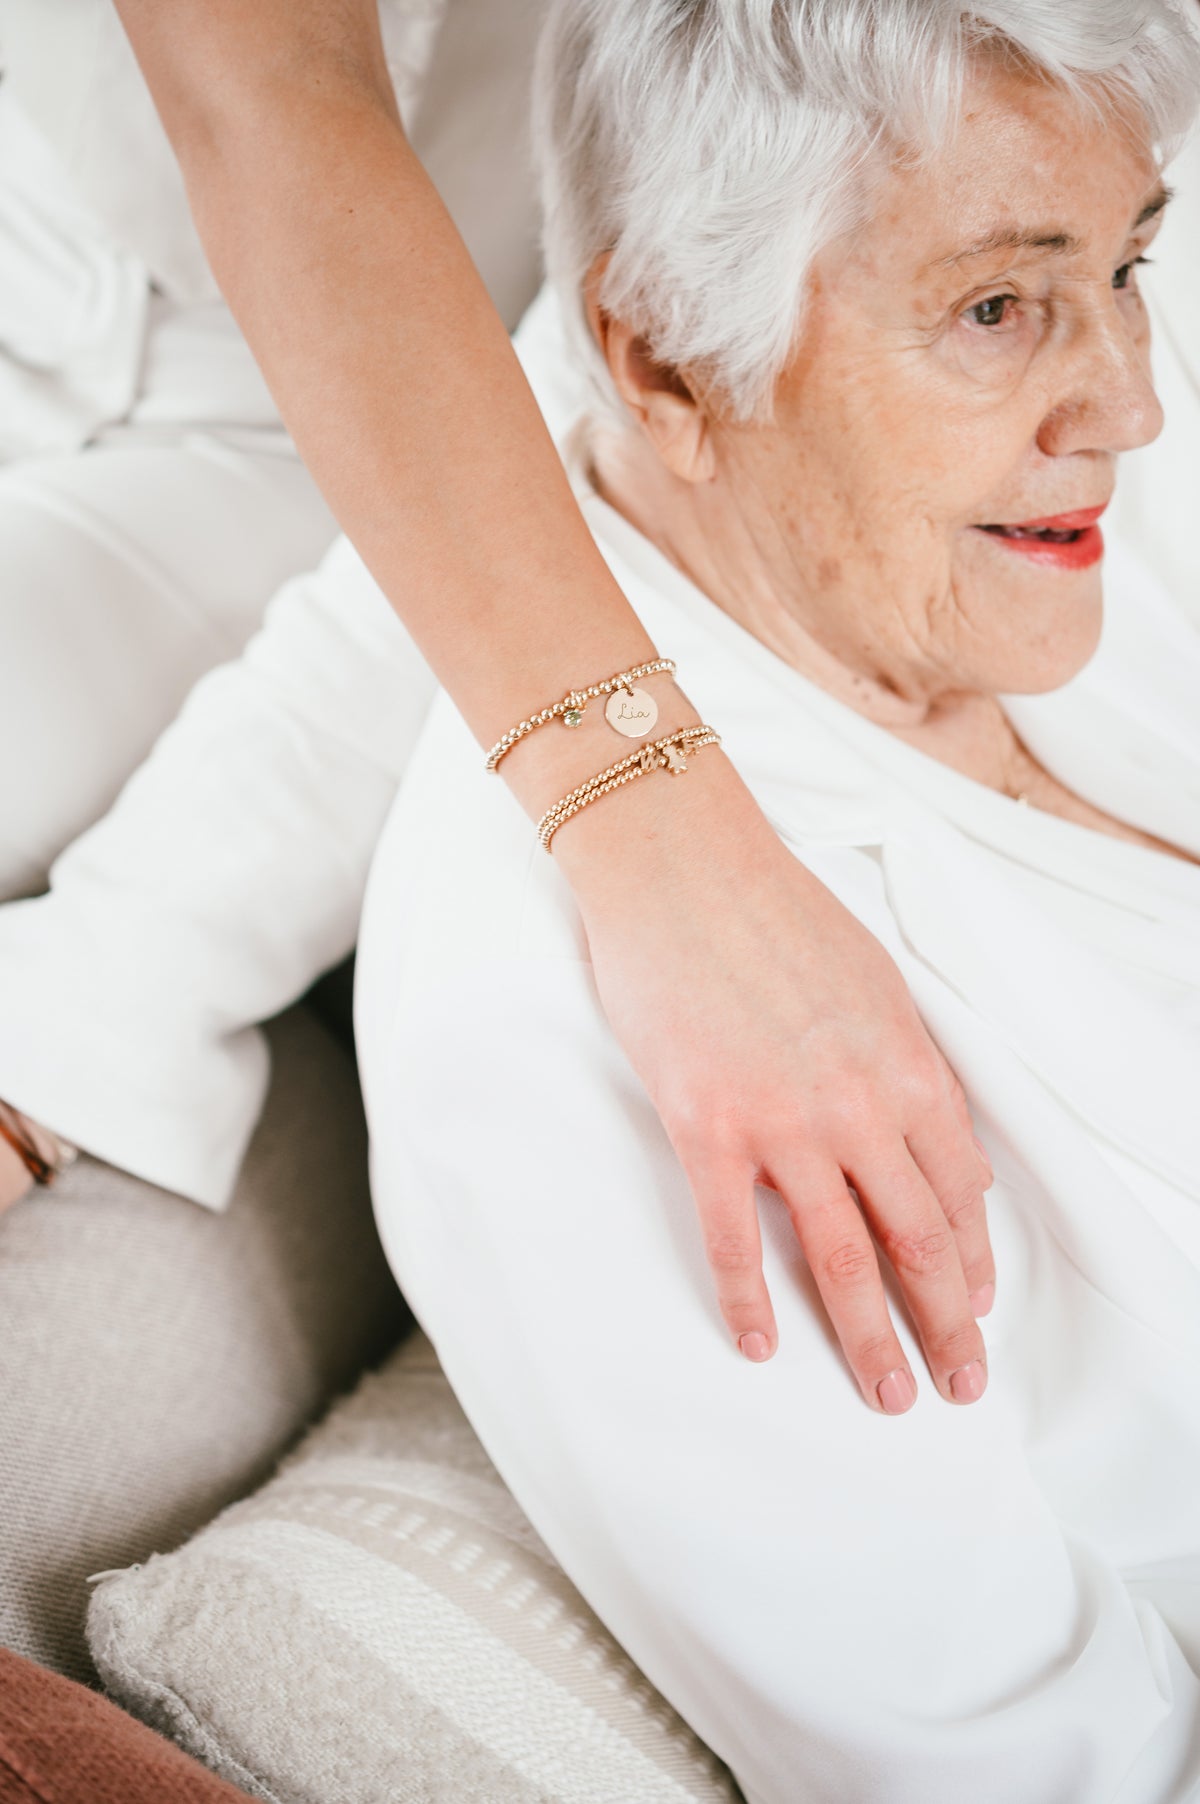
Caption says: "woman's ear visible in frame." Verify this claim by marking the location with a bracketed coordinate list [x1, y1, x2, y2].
[584, 258, 716, 484]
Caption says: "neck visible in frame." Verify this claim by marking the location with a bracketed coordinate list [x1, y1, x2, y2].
[589, 423, 1030, 792]
[591, 425, 936, 730]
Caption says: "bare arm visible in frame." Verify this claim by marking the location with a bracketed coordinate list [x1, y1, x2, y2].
[108, 0, 649, 795]
[107, 0, 995, 1413]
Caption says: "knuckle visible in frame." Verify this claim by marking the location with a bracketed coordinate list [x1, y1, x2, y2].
[903, 1054, 953, 1111]
[927, 1321, 984, 1369]
[879, 1223, 954, 1278]
[828, 1081, 875, 1135]
[821, 1238, 875, 1285]
[706, 1232, 759, 1276]
[853, 1330, 903, 1372]
[944, 1067, 970, 1112]
[670, 1100, 743, 1164]
[941, 1183, 985, 1231]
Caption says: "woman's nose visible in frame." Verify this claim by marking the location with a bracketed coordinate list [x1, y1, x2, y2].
[1037, 304, 1163, 459]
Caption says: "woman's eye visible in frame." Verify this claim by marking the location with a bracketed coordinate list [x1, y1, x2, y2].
[1113, 256, 1150, 291]
[966, 293, 1018, 329]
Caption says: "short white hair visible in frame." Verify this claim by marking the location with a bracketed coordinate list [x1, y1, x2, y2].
[533, 0, 1200, 420]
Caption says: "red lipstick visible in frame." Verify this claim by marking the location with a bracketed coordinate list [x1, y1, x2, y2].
[975, 503, 1106, 570]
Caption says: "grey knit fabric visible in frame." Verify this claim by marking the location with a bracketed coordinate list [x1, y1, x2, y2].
[0, 1003, 409, 1686]
[87, 1333, 744, 1804]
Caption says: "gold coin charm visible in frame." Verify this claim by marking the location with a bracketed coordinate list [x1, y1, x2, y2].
[604, 685, 658, 739]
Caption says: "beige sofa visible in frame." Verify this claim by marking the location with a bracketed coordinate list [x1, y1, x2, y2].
[1, 967, 740, 1800]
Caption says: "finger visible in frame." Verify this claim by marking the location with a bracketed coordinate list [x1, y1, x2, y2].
[0, 1135, 34, 1215]
[776, 1162, 917, 1415]
[850, 1151, 988, 1406]
[904, 1128, 994, 1318]
[944, 1058, 996, 1192]
[905, 1058, 996, 1316]
[686, 1156, 779, 1362]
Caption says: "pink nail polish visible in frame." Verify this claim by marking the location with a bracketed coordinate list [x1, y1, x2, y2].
[877, 1369, 917, 1415]
[969, 1281, 995, 1317]
[949, 1360, 987, 1403]
[739, 1332, 771, 1362]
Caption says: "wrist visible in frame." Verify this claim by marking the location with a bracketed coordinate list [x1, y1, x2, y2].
[547, 740, 785, 909]
[497, 674, 702, 820]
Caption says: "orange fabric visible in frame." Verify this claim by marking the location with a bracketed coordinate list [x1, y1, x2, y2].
[0, 1648, 254, 1804]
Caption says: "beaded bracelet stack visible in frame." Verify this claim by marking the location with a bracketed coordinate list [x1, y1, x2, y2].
[537, 726, 722, 850]
[485, 656, 721, 850]
[484, 659, 676, 771]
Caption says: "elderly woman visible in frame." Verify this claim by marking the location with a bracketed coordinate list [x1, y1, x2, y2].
[355, 1, 1200, 1798]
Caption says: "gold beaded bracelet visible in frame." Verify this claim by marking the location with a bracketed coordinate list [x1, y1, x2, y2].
[485, 658, 677, 772]
[537, 725, 722, 851]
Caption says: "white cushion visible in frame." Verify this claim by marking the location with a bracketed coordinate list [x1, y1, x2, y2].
[87, 1332, 743, 1804]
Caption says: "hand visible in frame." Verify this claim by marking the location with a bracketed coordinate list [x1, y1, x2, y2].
[0, 1131, 34, 1216]
[556, 750, 995, 1416]
[0, 1104, 72, 1216]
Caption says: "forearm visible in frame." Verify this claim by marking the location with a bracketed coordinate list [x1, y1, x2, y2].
[112, 0, 657, 797]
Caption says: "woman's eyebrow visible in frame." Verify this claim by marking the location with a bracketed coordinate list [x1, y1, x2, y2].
[935, 226, 1080, 267]
[1134, 183, 1172, 229]
[931, 184, 1172, 270]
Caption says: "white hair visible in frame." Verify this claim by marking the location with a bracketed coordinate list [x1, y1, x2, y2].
[533, 0, 1200, 420]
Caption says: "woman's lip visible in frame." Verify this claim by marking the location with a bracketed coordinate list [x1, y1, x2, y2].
[973, 521, 1104, 570]
[985, 504, 1108, 532]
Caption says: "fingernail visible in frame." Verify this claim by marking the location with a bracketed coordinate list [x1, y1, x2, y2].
[968, 1281, 995, 1317]
[739, 1332, 771, 1363]
[973, 1135, 993, 1178]
[876, 1368, 917, 1415]
[949, 1360, 987, 1403]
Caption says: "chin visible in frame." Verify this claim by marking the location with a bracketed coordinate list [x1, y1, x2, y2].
[955, 540, 1105, 694]
[1000, 587, 1105, 694]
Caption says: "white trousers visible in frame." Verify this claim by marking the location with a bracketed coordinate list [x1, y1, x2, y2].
[0, 426, 336, 900]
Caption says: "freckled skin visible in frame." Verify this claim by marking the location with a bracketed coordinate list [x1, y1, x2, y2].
[593, 63, 1169, 812]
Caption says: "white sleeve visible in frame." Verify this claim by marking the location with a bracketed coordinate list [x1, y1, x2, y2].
[0, 535, 435, 1208]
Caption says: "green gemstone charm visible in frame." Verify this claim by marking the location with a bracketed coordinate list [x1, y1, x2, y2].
[563, 706, 585, 728]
